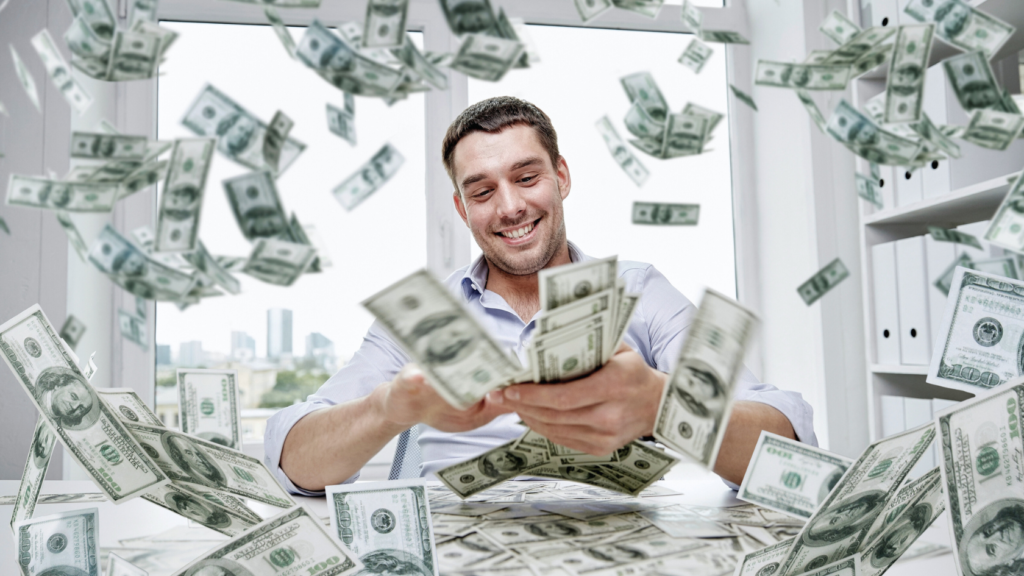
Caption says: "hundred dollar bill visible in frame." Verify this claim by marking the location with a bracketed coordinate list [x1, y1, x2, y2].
[262, 111, 293, 173]
[264, 7, 297, 58]
[89, 225, 198, 301]
[30, 29, 92, 113]
[131, 20, 178, 58]
[439, 0, 499, 36]
[928, 225, 982, 249]
[574, 0, 612, 23]
[776, 423, 936, 576]
[118, 310, 147, 348]
[393, 34, 449, 90]
[181, 84, 306, 175]
[9, 417, 56, 531]
[332, 144, 404, 211]
[105, 28, 161, 81]
[737, 431, 853, 519]
[984, 170, 1024, 253]
[6, 174, 119, 212]
[942, 51, 1017, 114]
[59, 315, 86, 350]
[121, 420, 294, 508]
[437, 436, 550, 498]
[632, 202, 699, 225]
[624, 102, 666, 146]
[142, 481, 258, 536]
[681, 0, 702, 32]
[529, 312, 611, 383]
[683, 102, 723, 133]
[912, 111, 962, 159]
[327, 479, 438, 576]
[857, 467, 944, 576]
[177, 369, 241, 450]
[755, 61, 851, 91]
[827, 100, 924, 166]
[96, 388, 164, 426]
[937, 380, 1024, 576]
[13, 508, 99, 575]
[10, 44, 41, 112]
[585, 441, 679, 496]
[797, 258, 850, 306]
[852, 43, 894, 77]
[653, 289, 758, 467]
[169, 507, 362, 576]
[65, 0, 116, 39]
[736, 537, 794, 576]
[928, 267, 1024, 392]
[222, 170, 290, 241]
[679, 39, 713, 74]
[612, 0, 663, 18]
[883, 24, 934, 124]
[820, 10, 861, 44]
[296, 20, 405, 97]
[962, 108, 1024, 151]
[241, 238, 317, 287]
[450, 34, 524, 82]
[536, 288, 615, 336]
[71, 133, 147, 161]
[183, 241, 241, 295]
[362, 269, 523, 409]
[797, 89, 829, 133]
[0, 305, 168, 502]
[621, 71, 669, 123]
[904, 0, 1015, 58]
[596, 116, 649, 187]
[539, 256, 618, 310]
[823, 26, 896, 65]
[730, 84, 759, 112]
[108, 553, 147, 576]
[662, 112, 708, 158]
[856, 172, 883, 209]
[155, 138, 215, 253]
[699, 29, 750, 44]
[363, 0, 408, 48]
[327, 99, 357, 146]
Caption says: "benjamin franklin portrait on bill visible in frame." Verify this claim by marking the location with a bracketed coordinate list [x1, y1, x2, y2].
[410, 312, 478, 367]
[803, 490, 887, 547]
[34, 366, 101, 431]
[162, 432, 227, 489]
[959, 498, 1024, 576]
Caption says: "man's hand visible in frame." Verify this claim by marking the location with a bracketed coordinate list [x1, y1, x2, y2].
[378, 364, 508, 433]
[488, 344, 667, 455]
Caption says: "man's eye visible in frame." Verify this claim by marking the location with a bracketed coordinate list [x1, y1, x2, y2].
[520, 175, 535, 183]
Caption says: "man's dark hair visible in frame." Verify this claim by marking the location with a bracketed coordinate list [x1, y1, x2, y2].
[442, 96, 560, 190]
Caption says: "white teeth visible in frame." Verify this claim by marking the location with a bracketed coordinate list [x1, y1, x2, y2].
[501, 222, 534, 239]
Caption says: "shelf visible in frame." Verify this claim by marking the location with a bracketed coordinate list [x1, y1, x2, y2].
[871, 364, 928, 375]
[857, 0, 1024, 81]
[863, 173, 1013, 230]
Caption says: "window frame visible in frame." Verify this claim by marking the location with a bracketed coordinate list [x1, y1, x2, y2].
[99, 0, 757, 419]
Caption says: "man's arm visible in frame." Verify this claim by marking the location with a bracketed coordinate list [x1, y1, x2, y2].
[491, 345, 798, 486]
[280, 366, 509, 492]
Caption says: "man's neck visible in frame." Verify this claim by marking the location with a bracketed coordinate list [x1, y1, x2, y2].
[484, 242, 572, 322]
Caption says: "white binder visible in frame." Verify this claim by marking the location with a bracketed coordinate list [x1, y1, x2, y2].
[905, 397, 936, 477]
[956, 221, 994, 262]
[877, 165, 896, 210]
[895, 237, 931, 365]
[895, 165, 923, 207]
[872, 241, 902, 365]
[924, 235, 955, 348]
[863, 0, 900, 28]
[880, 395, 905, 438]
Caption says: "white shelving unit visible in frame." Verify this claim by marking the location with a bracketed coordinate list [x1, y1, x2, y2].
[852, 0, 1024, 441]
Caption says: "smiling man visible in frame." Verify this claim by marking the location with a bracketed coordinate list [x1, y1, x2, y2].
[265, 96, 816, 494]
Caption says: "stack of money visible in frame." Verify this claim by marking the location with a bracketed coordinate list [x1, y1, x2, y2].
[620, 72, 720, 160]
[62, 0, 177, 82]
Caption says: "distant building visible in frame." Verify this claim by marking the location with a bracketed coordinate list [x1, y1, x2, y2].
[267, 308, 293, 359]
[156, 344, 171, 366]
[179, 341, 203, 367]
[231, 331, 256, 361]
[221, 360, 279, 409]
[306, 332, 337, 372]
[155, 384, 180, 428]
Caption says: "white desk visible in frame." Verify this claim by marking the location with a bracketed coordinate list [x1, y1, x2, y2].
[0, 465, 957, 575]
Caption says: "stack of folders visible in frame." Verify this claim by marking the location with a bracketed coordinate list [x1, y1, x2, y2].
[871, 220, 1018, 366]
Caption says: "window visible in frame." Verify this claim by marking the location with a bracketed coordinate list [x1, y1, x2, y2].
[155, 22, 427, 438]
[468, 25, 737, 302]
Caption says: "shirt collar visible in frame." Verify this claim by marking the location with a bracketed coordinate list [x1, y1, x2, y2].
[461, 240, 588, 298]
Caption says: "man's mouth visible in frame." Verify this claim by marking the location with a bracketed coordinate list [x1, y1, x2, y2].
[495, 218, 540, 244]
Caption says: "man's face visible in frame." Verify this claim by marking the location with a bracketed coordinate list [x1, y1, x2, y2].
[452, 125, 570, 276]
[966, 516, 1024, 574]
[51, 380, 93, 424]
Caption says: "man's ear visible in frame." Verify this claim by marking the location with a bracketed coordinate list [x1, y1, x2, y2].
[453, 190, 470, 227]
[556, 156, 571, 201]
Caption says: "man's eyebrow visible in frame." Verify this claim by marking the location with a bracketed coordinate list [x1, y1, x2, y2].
[459, 157, 545, 191]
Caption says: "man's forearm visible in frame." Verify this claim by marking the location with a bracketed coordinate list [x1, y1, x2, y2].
[712, 400, 796, 486]
[280, 385, 407, 492]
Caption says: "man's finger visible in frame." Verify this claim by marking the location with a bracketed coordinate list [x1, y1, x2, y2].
[521, 419, 614, 456]
[510, 402, 597, 426]
[503, 377, 612, 410]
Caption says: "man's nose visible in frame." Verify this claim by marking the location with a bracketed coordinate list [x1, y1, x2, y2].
[494, 182, 527, 219]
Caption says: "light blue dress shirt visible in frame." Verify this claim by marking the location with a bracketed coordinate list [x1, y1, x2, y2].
[265, 242, 817, 495]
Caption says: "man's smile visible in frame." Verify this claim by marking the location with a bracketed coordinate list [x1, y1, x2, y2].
[495, 217, 541, 245]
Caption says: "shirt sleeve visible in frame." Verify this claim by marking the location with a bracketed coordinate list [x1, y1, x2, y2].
[263, 319, 409, 495]
[632, 265, 818, 447]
